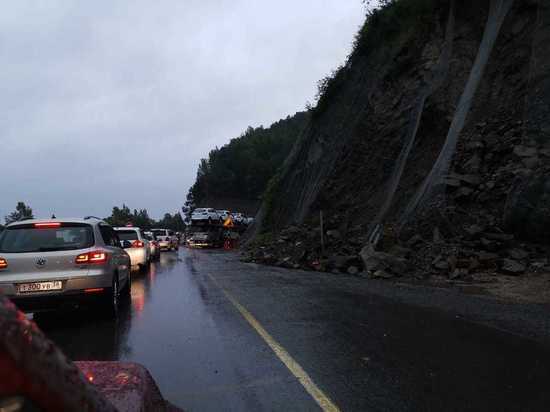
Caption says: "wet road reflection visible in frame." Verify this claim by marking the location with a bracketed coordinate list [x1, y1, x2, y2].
[34, 250, 314, 411]
[31, 248, 550, 411]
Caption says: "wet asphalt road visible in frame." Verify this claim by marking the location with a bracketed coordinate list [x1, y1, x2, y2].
[34, 248, 550, 411]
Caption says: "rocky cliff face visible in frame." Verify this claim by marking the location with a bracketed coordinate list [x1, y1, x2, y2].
[246, 0, 550, 283]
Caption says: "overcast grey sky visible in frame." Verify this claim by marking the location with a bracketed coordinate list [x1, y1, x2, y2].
[0, 1, 367, 220]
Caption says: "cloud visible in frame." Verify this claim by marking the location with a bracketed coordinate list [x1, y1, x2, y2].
[0, 0, 365, 219]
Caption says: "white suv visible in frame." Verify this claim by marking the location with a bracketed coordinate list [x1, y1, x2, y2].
[191, 208, 221, 224]
[113, 227, 150, 270]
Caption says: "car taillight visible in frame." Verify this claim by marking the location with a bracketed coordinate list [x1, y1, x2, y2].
[0, 258, 7, 269]
[34, 222, 61, 228]
[84, 288, 105, 293]
[132, 240, 144, 248]
[75, 251, 109, 264]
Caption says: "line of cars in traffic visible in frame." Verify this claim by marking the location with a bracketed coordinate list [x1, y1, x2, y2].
[0, 216, 181, 318]
[0, 219, 182, 411]
[0, 209, 250, 319]
[114, 226, 180, 270]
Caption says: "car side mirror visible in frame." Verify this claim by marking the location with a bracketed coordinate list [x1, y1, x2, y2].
[122, 240, 132, 249]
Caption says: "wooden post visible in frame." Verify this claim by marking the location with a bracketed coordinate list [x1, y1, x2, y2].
[320, 210, 325, 256]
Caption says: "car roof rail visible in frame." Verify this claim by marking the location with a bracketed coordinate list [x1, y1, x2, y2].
[84, 216, 102, 220]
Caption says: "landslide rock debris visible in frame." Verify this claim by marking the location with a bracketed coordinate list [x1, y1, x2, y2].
[243, 0, 550, 286]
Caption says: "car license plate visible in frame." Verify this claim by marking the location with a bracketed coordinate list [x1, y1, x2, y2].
[18, 281, 63, 293]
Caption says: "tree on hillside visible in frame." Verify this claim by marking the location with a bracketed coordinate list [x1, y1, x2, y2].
[5, 202, 34, 224]
[188, 111, 309, 207]
[132, 209, 153, 230]
[104, 204, 132, 227]
[157, 212, 185, 232]
[104, 204, 155, 229]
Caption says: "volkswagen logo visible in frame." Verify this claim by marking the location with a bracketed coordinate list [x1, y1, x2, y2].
[35, 258, 47, 267]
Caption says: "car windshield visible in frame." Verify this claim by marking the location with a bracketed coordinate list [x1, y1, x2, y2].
[116, 230, 139, 241]
[0, 223, 94, 253]
[152, 230, 167, 236]
[194, 209, 206, 213]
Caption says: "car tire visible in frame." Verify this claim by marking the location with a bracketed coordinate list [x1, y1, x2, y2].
[103, 275, 120, 319]
[122, 272, 131, 299]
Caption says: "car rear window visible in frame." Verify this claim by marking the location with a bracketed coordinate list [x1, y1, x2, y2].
[0, 223, 94, 253]
[115, 230, 139, 241]
[152, 230, 167, 237]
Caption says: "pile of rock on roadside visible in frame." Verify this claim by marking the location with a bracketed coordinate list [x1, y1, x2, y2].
[241, 224, 366, 276]
[372, 224, 550, 281]
[242, 118, 550, 281]
[241, 221, 550, 282]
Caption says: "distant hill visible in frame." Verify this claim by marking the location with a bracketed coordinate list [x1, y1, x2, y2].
[187, 111, 310, 214]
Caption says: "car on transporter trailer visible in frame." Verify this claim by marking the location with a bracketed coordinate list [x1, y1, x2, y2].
[191, 208, 222, 225]
[216, 210, 231, 222]
[0, 217, 131, 318]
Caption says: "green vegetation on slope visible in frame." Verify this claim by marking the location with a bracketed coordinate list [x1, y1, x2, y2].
[188, 111, 310, 208]
[314, 0, 438, 118]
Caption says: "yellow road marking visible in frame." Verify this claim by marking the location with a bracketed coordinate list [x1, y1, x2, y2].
[208, 273, 341, 412]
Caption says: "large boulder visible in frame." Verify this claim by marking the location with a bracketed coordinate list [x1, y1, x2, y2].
[360, 245, 408, 276]
[500, 259, 526, 275]
[503, 172, 550, 243]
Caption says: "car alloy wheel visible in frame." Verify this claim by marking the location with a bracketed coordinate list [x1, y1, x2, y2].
[112, 277, 119, 310]
[105, 276, 119, 319]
